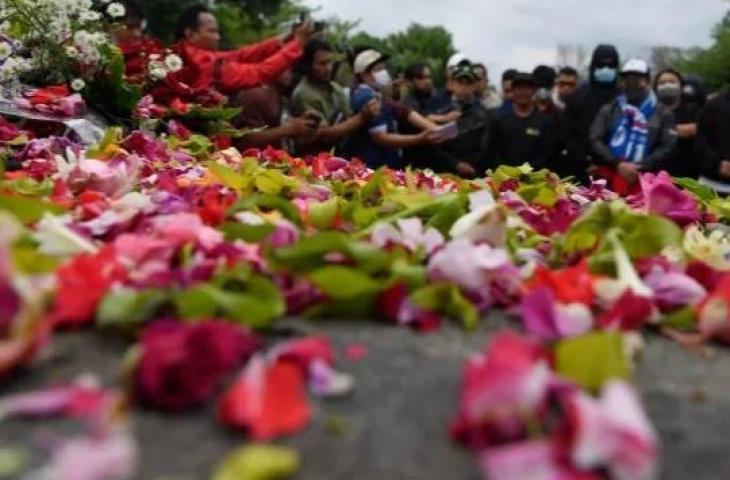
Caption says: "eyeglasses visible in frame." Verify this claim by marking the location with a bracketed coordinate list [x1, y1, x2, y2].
[557, 81, 577, 87]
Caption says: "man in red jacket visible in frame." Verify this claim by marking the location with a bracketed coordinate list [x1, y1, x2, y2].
[173, 4, 313, 95]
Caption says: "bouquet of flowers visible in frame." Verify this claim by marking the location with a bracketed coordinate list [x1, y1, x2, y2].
[0, 0, 127, 116]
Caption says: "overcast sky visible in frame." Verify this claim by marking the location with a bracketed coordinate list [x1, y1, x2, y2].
[303, 0, 727, 80]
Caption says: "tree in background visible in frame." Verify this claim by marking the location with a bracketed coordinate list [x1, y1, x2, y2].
[679, 11, 730, 91]
[143, 0, 302, 43]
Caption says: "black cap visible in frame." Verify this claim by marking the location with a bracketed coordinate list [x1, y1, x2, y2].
[452, 62, 478, 82]
[511, 72, 536, 88]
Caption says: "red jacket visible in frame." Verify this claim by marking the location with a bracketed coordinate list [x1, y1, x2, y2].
[174, 37, 303, 94]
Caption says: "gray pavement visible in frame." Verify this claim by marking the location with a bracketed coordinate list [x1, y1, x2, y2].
[2, 315, 730, 480]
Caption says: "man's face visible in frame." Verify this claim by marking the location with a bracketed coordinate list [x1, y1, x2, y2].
[452, 78, 477, 102]
[621, 73, 649, 94]
[556, 74, 578, 101]
[502, 80, 514, 101]
[410, 67, 433, 94]
[311, 50, 333, 82]
[186, 12, 220, 50]
[512, 83, 535, 107]
[475, 67, 488, 95]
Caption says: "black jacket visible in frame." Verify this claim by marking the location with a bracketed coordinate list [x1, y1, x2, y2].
[666, 101, 701, 178]
[697, 92, 730, 183]
[563, 45, 620, 179]
[589, 100, 676, 172]
[486, 107, 555, 170]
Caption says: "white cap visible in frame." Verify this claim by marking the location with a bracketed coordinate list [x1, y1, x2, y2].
[447, 53, 468, 70]
[621, 59, 649, 75]
[354, 49, 387, 75]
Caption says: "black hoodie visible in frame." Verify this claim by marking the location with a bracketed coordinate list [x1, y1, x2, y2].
[563, 44, 620, 180]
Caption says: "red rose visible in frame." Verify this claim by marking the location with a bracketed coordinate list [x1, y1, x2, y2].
[135, 320, 262, 411]
[52, 246, 127, 328]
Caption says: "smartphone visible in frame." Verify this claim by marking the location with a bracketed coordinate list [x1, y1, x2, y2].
[435, 122, 459, 141]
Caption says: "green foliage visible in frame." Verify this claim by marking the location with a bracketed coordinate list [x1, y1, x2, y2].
[143, 0, 301, 44]
[679, 12, 730, 90]
[347, 24, 456, 84]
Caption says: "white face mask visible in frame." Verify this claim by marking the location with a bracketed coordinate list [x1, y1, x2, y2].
[372, 69, 392, 88]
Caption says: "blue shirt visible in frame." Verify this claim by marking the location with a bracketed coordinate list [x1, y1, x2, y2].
[348, 84, 402, 169]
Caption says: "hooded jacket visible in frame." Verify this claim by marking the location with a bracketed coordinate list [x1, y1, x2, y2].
[563, 44, 620, 179]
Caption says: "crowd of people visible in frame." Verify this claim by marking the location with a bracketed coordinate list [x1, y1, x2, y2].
[116, 2, 730, 193]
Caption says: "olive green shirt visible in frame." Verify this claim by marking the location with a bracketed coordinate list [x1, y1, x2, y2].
[291, 77, 352, 126]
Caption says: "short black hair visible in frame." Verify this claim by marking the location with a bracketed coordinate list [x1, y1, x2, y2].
[175, 4, 211, 40]
[404, 63, 429, 81]
[653, 68, 684, 90]
[532, 65, 557, 89]
[502, 69, 518, 83]
[302, 39, 333, 73]
[558, 66, 578, 77]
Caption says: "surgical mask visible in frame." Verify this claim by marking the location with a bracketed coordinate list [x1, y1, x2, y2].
[593, 67, 617, 84]
[657, 83, 681, 106]
[535, 87, 552, 101]
[372, 69, 392, 88]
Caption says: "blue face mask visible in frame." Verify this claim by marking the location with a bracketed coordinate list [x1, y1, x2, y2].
[593, 67, 617, 84]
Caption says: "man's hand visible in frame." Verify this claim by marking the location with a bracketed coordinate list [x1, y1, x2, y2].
[456, 161, 476, 178]
[676, 123, 697, 139]
[617, 161, 640, 184]
[427, 110, 461, 125]
[420, 129, 448, 145]
[285, 117, 318, 138]
[293, 21, 316, 45]
[720, 160, 730, 178]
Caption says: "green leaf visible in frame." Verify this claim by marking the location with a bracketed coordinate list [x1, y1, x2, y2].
[673, 177, 717, 203]
[555, 332, 631, 392]
[12, 242, 59, 274]
[212, 445, 299, 480]
[175, 275, 284, 329]
[228, 194, 300, 224]
[206, 162, 249, 191]
[425, 194, 469, 235]
[182, 134, 213, 156]
[0, 195, 65, 224]
[661, 306, 698, 331]
[97, 288, 168, 330]
[183, 104, 241, 122]
[254, 169, 288, 195]
[386, 190, 436, 209]
[309, 266, 381, 300]
[174, 287, 218, 319]
[308, 198, 340, 230]
[219, 222, 276, 243]
[410, 283, 479, 329]
[271, 232, 351, 271]
[350, 204, 380, 228]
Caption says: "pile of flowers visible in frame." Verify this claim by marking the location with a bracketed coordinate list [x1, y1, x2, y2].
[2, 120, 730, 479]
[0, 0, 126, 88]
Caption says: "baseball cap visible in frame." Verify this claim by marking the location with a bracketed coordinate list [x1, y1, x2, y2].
[447, 53, 468, 71]
[354, 49, 388, 75]
[621, 59, 650, 76]
[452, 62, 477, 82]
